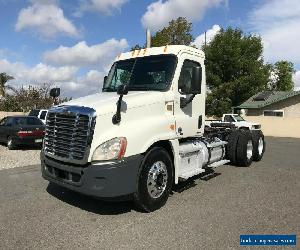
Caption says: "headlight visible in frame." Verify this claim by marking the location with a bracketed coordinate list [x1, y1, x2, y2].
[92, 137, 127, 161]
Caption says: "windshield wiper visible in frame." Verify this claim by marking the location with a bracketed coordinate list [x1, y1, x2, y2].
[127, 85, 154, 91]
[102, 87, 116, 92]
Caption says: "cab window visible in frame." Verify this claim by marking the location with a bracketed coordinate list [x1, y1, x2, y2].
[178, 60, 201, 94]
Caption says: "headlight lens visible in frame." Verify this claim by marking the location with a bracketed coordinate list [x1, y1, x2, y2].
[92, 137, 127, 161]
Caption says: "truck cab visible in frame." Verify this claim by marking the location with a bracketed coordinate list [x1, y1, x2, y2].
[41, 45, 265, 212]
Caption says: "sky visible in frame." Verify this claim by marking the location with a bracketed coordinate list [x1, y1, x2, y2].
[0, 0, 300, 98]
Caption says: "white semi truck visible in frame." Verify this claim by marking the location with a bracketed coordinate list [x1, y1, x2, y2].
[41, 45, 266, 212]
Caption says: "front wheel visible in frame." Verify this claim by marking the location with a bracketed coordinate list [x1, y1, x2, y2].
[134, 147, 173, 212]
[7, 136, 16, 150]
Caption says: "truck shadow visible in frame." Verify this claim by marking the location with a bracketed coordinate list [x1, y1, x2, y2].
[46, 183, 134, 215]
[46, 169, 222, 215]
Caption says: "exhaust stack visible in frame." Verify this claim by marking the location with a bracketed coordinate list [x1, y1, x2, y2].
[146, 28, 151, 48]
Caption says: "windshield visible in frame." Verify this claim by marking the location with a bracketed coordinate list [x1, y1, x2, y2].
[29, 109, 40, 117]
[233, 115, 245, 121]
[102, 55, 177, 92]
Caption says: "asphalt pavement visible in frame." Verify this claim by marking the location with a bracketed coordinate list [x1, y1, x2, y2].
[0, 137, 299, 250]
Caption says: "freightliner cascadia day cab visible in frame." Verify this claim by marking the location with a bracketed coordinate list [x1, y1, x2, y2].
[41, 45, 266, 212]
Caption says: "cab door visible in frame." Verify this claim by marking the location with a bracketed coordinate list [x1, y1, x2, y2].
[173, 52, 206, 137]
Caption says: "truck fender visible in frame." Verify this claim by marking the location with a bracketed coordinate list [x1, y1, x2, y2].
[142, 139, 179, 185]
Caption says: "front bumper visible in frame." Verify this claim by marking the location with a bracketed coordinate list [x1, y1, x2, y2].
[41, 152, 144, 199]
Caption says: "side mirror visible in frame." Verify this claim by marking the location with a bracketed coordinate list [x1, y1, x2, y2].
[50, 88, 60, 98]
[191, 67, 202, 94]
[117, 84, 128, 96]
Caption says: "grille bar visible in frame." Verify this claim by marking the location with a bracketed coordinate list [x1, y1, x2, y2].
[44, 106, 96, 163]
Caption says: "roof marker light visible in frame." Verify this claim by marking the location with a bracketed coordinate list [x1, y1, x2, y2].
[164, 46, 168, 52]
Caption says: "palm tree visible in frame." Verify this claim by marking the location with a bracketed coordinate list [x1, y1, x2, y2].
[0, 72, 14, 98]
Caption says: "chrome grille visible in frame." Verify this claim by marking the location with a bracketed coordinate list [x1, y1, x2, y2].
[44, 106, 96, 163]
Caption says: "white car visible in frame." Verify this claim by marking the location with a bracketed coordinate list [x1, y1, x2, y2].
[206, 114, 261, 130]
[28, 109, 48, 124]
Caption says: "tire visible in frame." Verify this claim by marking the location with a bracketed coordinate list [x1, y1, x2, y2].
[7, 136, 16, 150]
[134, 147, 173, 212]
[226, 130, 240, 165]
[251, 130, 265, 161]
[236, 130, 253, 167]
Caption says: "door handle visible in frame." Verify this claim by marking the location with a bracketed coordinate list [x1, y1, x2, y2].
[178, 127, 183, 135]
[198, 115, 202, 129]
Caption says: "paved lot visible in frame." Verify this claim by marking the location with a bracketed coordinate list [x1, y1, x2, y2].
[0, 137, 299, 250]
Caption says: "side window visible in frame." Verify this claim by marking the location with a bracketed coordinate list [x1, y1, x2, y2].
[27, 117, 43, 125]
[29, 109, 40, 117]
[40, 111, 47, 120]
[0, 118, 7, 126]
[6, 117, 14, 126]
[178, 60, 201, 94]
[224, 115, 234, 122]
[14, 117, 26, 126]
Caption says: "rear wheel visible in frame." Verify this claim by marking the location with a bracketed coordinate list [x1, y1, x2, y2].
[134, 147, 173, 212]
[251, 130, 265, 161]
[7, 136, 16, 150]
[226, 130, 240, 165]
[236, 130, 253, 167]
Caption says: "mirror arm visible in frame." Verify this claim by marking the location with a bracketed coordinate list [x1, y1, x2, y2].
[180, 94, 195, 108]
[112, 94, 123, 124]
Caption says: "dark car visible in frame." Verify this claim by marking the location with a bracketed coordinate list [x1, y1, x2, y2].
[0, 116, 45, 150]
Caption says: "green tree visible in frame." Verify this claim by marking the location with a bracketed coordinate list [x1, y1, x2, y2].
[270, 61, 295, 91]
[0, 83, 60, 112]
[204, 28, 270, 116]
[151, 17, 193, 47]
[0, 72, 14, 97]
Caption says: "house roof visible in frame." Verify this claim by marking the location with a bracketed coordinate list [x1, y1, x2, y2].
[236, 90, 300, 109]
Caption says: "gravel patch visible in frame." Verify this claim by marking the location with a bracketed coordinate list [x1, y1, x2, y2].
[0, 144, 41, 170]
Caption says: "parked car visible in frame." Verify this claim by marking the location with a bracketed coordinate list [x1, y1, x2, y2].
[28, 109, 48, 124]
[0, 116, 45, 149]
[206, 114, 261, 130]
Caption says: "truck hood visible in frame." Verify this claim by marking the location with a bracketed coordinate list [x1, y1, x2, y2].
[63, 91, 166, 116]
[236, 121, 260, 127]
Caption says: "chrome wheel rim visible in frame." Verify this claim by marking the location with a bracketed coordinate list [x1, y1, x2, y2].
[247, 140, 253, 160]
[258, 138, 264, 155]
[7, 139, 12, 147]
[147, 161, 168, 199]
